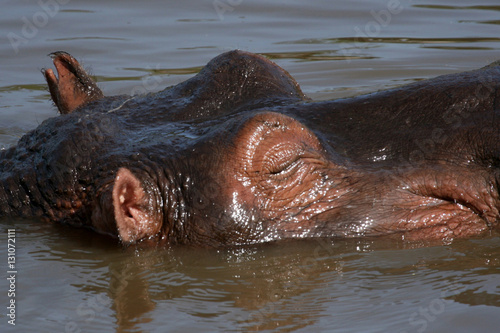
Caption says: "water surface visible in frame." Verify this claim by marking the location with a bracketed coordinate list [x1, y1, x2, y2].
[1, 0, 499, 332]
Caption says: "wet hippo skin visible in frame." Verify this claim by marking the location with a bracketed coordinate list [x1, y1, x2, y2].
[0, 50, 499, 246]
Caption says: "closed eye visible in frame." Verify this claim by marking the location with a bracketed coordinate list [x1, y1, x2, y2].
[268, 155, 301, 176]
[263, 143, 302, 177]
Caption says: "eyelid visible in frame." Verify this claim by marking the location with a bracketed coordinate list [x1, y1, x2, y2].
[262, 143, 304, 176]
[269, 154, 301, 175]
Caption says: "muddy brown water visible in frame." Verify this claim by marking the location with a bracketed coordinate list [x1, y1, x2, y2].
[1, 0, 499, 332]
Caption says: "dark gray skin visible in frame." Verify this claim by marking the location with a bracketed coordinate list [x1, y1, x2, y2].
[0, 50, 499, 247]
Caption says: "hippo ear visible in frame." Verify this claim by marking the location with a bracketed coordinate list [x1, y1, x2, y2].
[112, 168, 158, 244]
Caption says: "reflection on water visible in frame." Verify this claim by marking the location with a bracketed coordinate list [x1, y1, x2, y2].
[413, 4, 500, 11]
[3, 219, 499, 332]
[1, 0, 500, 332]
[278, 36, 500, 45]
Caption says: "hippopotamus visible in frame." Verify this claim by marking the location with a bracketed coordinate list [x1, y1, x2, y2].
[0, 50, 499, 246]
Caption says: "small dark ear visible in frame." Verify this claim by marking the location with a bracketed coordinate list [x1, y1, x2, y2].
[112, 168, 159, 243]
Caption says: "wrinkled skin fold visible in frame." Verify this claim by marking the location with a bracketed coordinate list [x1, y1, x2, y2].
[0, 50, 499, 247]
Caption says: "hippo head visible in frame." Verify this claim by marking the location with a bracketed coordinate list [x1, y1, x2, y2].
[106, 110, 339, 246]
[106, 109, 499, 246]
[1, 51, 499, 246]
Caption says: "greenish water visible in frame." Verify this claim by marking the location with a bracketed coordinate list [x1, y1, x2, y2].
[1, 0, 500, 332]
